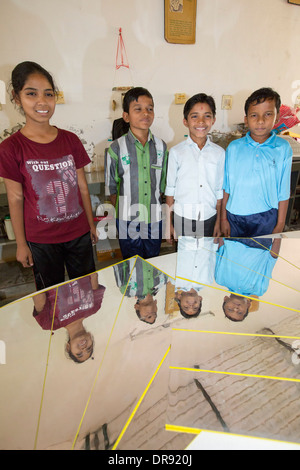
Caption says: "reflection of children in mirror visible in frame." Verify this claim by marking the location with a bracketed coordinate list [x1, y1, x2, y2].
[222, 294, 252, 322]
[134, 294, 158, 324]
[175, 288, 202, 318]
[215, 238, 281, 322]
[175, 237, 217, 318]
[32, 273, 105, 363]
[113, 257, 167, 324]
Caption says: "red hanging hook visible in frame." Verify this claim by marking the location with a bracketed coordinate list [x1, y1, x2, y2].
[116, 28, 130, 70]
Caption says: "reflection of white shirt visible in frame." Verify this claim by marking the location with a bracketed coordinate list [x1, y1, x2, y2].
[175, 237, 218, 290]
[165, 136, 225, 221]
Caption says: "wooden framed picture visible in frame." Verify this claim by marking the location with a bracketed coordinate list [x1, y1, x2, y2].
[288, 0, 300, 4]
[164, 0, 197, 44]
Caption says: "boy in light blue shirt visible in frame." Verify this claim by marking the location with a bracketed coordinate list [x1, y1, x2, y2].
[221, 88, 293, 237]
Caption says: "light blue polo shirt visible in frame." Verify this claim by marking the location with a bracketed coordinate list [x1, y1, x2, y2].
[223, 132, 292, 216]
[214, 239, 278, 297]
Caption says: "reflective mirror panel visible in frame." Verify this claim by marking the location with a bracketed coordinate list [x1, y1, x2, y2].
[1, 236, 300, 449]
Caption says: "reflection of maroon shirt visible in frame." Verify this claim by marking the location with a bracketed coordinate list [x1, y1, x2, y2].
[0, 128, 90, 243]
[33, 276, 106, 330]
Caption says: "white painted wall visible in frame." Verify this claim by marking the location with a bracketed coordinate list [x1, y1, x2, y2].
[1, 0, 300, 165]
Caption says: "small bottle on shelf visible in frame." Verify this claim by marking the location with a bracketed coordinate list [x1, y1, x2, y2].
[4, 215, 16, 240]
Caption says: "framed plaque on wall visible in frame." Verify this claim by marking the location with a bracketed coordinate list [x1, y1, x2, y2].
[164, 0, 197, 44]
[288, 0, 300, 4]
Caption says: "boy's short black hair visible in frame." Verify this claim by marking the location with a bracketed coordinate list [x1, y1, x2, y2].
[244, 87, 281, 116]
[183, 93, 216, 120]
[123, 87, 154, 113]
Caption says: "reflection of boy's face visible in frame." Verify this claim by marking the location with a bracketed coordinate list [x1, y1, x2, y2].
[69, 332, 93, 363]
[135, 295, 157, 324]
[184, 102, 215, 145]
[223, 295, 251, 321]
[179, 289, 202, 316]
[123, 95, 154, 135]
[244, 98, 278, 144]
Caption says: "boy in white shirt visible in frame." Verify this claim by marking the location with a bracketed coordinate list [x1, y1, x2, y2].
[165, 93, 225, 242]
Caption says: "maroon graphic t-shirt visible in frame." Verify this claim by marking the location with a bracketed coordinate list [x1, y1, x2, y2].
[0, 128, 91, 243]
[33, 275, 106, 330]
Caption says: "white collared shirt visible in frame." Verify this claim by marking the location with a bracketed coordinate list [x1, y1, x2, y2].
[165, 136, 225, 221]
[175, 236, 218, 290]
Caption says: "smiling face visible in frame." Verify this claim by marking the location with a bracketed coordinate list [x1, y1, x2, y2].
[68, 331, 94, 363]
[177, 288, 203, 317]
[14, 72, 56, 126]
[244, 98, 278, 144]
[184, 102, 215, 147]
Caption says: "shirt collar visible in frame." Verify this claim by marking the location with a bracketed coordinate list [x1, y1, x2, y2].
[128, 128, 154, 145]
[186, 135, 213, 149]
[245, 130, 277, 148]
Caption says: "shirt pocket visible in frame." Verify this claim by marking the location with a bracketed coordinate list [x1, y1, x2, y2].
[120, 155, 131, 177]
[204, 160, 219, 189]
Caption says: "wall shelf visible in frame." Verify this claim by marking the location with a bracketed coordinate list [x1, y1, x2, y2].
[286, 160, 300, 228]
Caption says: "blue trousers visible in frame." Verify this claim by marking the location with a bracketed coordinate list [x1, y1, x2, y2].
[116, 219, 162, 260]
[227, 208, 278, 238]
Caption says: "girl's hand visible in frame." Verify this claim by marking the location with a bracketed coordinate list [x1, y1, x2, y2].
[17, 243, 34, 268]
[90, 225, 98, 245]
[33, 292, 46, 312]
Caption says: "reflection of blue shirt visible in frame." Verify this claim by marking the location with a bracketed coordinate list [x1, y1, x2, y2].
[214, 239, 277, 296]
[223, 132, 292, 216]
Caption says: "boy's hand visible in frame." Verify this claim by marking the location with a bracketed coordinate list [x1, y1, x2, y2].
[166, 223, 177, 245]
[272, 226, 280, 234]
[272, 223, 284, 234]
[213, 221, 221, 238]
[221, 219, 231, 237]
[17, 243, 34, 268]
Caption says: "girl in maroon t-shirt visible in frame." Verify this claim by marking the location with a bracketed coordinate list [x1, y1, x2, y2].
[0, 61, 98, 290]
[33, 273, 106, 363]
